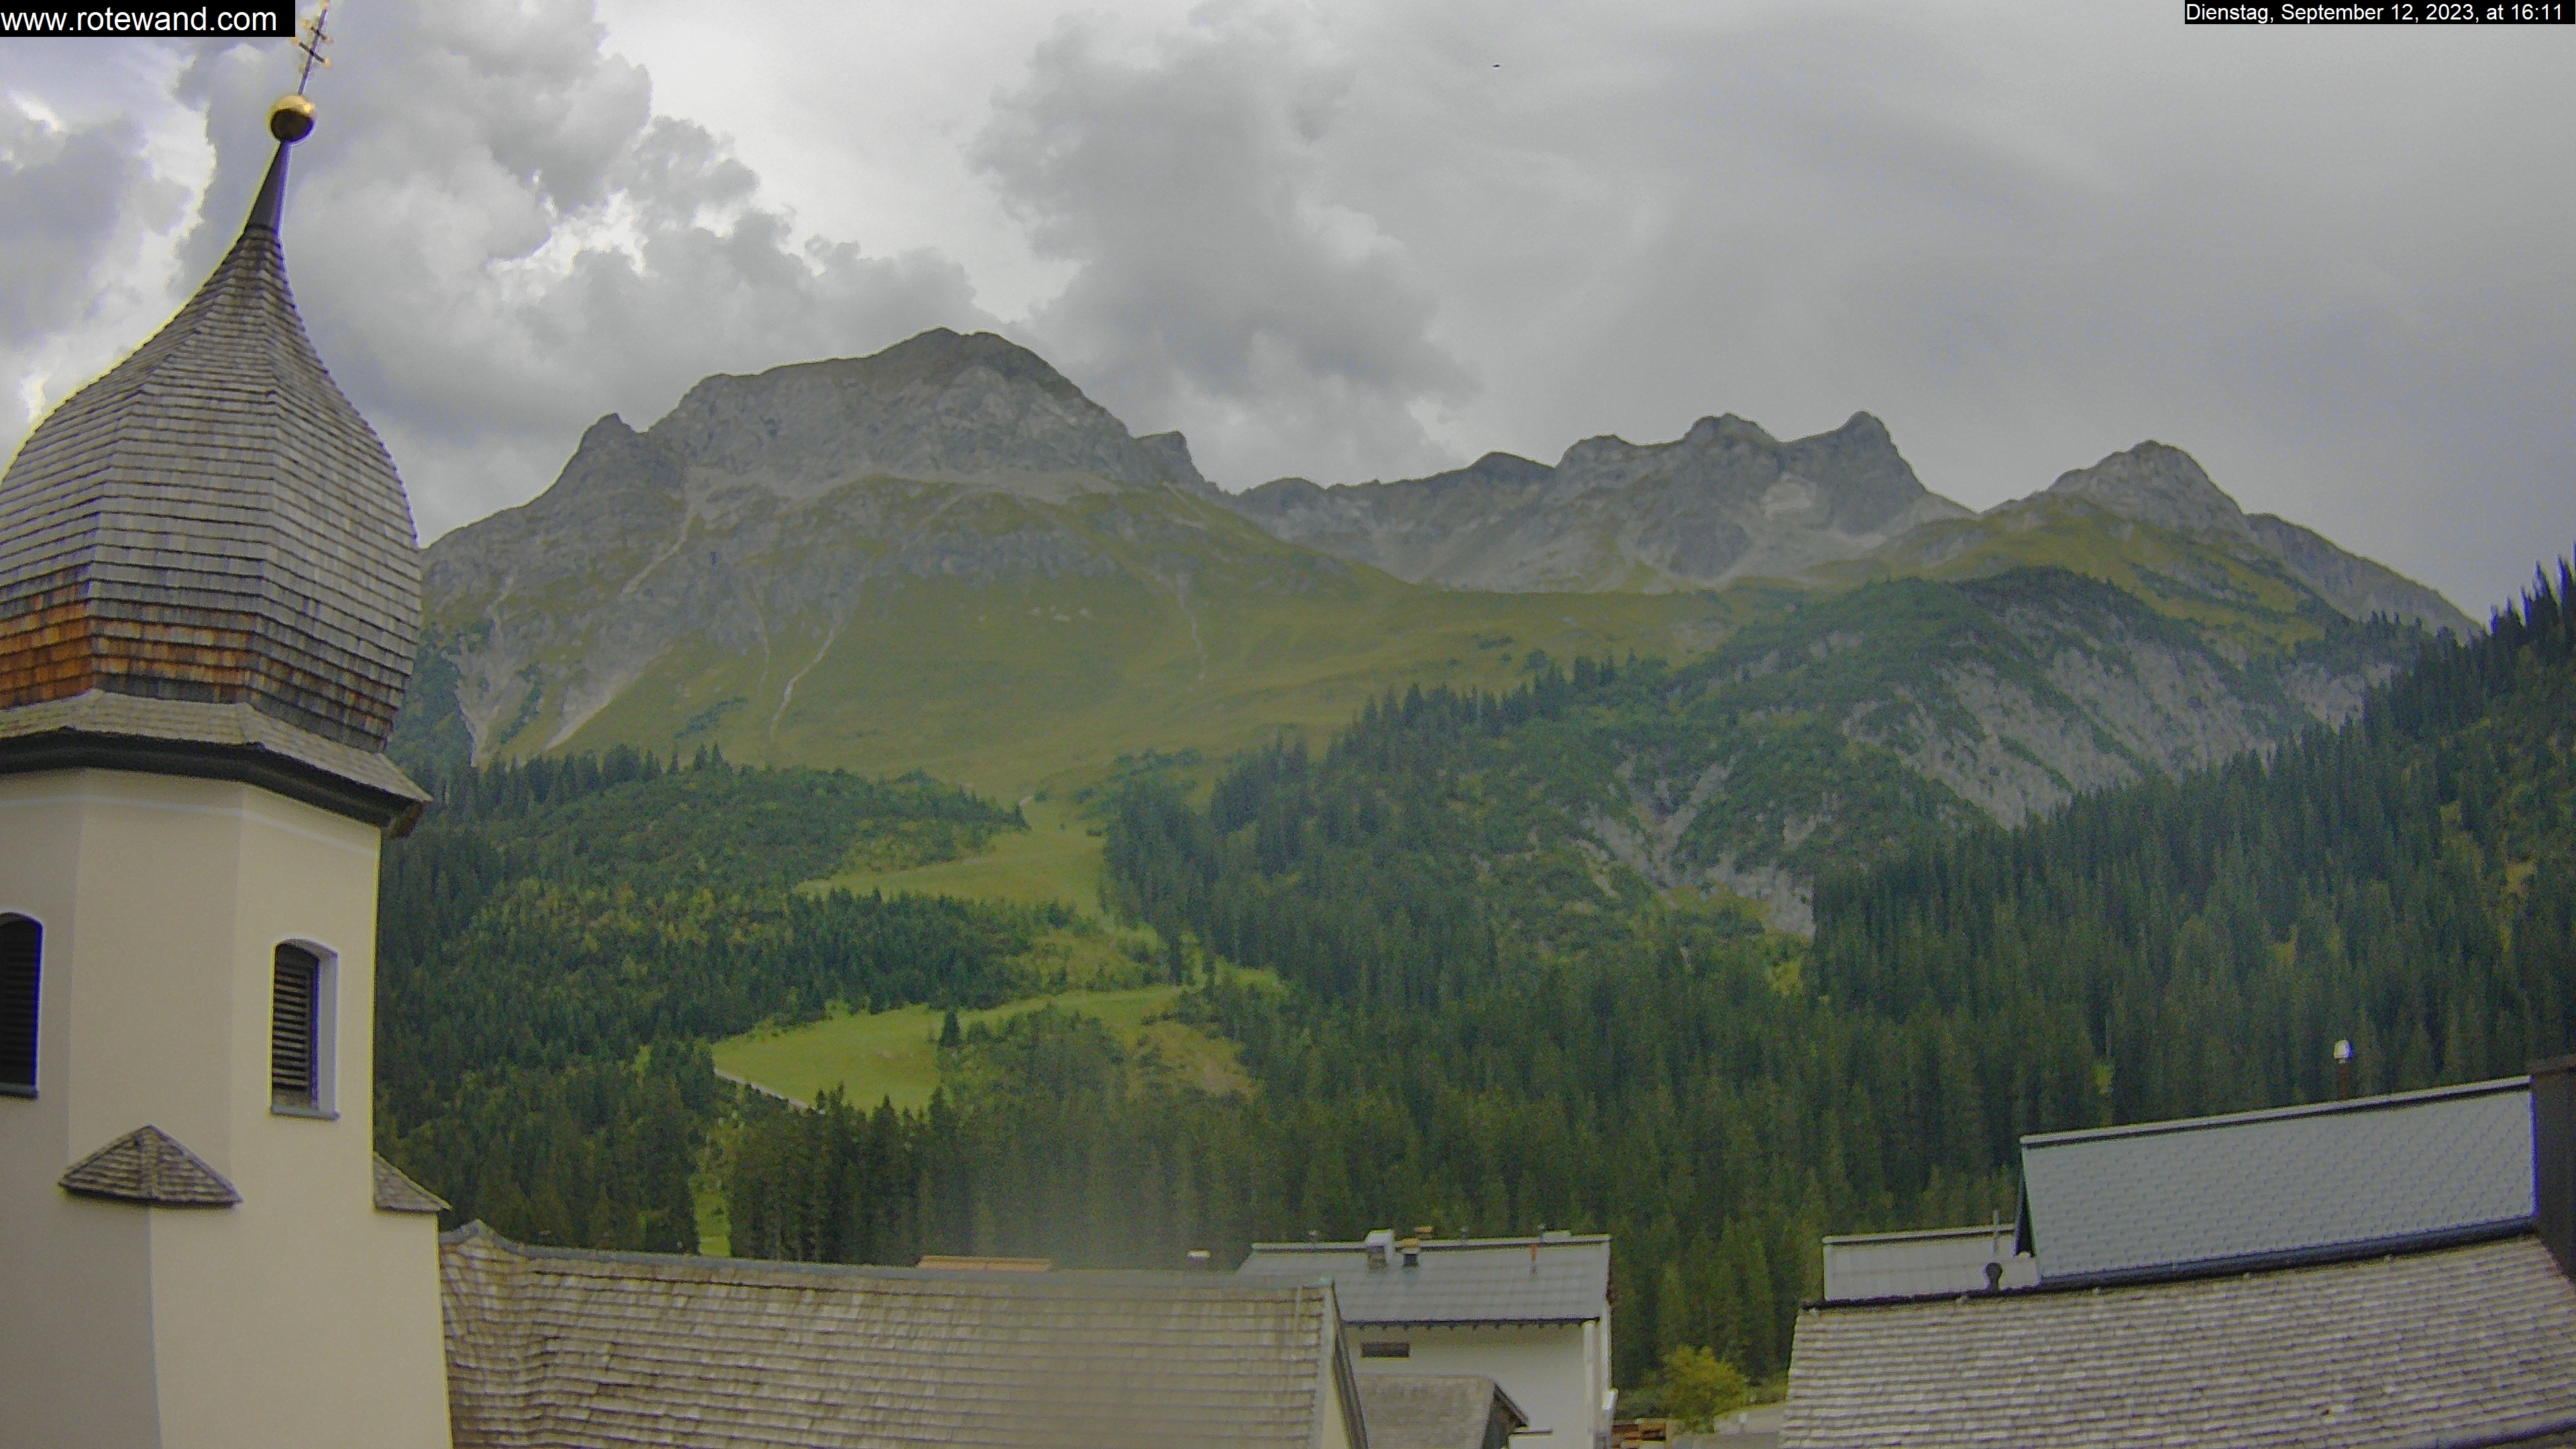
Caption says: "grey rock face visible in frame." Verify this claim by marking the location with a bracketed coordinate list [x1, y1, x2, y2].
[2038, 443, 2474, 633]
[1226, 411, 1971, 592]
[2044, 441, 2259, 541]
[415, 329, 1236, 762]
[647, 329, 1208, 504]
[2246, 513, 2475, 634]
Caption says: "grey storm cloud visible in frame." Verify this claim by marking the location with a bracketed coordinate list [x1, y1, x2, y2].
[0, 101, 186, 438]
[1, 0, 2569, 612]
[973, 8, 1474, 489]
[146, 0, 989, 539]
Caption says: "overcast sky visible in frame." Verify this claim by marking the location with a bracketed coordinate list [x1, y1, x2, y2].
[1, 1, 2569, 615]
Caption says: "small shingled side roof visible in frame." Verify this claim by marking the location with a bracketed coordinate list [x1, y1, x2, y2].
[439, 1224, 1366, 1449]
[1236, 1236, 1609, 1325]
[2019, 1075, 2532, 1283]
[1354, 1375, 1526, 1449]
[372, 1154, 447, 1214]
[1782, 1234, 2576, 1449]
[58, 1124, 239, 1206]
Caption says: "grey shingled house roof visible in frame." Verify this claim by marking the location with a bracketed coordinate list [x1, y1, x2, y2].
[440, 1224, 1370, 1448]
[0, 135, 424, 824]
[1782, 1234, 2576, 1449]
[2018, 1075, 2532, 1283]
[1236, 1236, 1610, 1325]
[1354, 1375, 1525, 1449]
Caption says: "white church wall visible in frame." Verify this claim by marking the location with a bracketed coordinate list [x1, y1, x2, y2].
[0, 769, 449, 1449]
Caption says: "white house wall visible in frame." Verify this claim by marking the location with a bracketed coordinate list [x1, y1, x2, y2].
[1348, 1322, 1602, 1445]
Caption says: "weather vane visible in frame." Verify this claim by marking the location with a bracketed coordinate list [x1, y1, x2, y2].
[269, 0, 331, 144]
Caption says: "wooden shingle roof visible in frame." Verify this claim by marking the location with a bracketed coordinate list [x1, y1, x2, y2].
[0, 136, 424, 819]
[373, 1153, 447, 1214]
[440, 1224, 1367, 1448]
[1782, 1234, 2576, 1448]
[1353, 1375, 1525, 1449]
[57, 1124, 239, 1207]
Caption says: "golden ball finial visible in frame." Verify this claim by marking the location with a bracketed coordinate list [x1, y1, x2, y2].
[269, 94, 316, 144]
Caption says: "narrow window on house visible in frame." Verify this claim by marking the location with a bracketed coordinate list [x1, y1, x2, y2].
[271, 944, 323, 1112]
[0, 915, 38, 1096]
[1359, 1341, 1411, 1359]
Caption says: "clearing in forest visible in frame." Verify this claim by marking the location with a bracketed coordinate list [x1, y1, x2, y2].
[712, 984, 1250, 1111]
[810, 796, 1107, 916]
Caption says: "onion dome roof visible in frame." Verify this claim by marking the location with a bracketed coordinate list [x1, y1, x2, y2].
[0, 129, 426, 824]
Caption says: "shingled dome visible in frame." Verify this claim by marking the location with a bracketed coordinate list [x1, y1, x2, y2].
[0, 134, 425, 822]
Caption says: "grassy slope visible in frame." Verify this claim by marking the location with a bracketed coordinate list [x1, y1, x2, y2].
[1807, 496, 2338, 655]
[454, 488, 1740, 797]
[815, 797, 1107, 915]
[712, 985, 1250, 1111]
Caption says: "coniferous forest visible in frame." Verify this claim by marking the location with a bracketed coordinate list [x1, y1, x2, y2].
[375, 564, 2575, 1386]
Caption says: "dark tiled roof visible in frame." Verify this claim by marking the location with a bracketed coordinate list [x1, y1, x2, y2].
[373, 1154, 447, 1214]
[440, 1224, 1363, 1448]
[58, 1124, 239, 1206]
[1237, 1236, 1611, 1324]
[2019, 1076, 2532, 1282]
[1819, 1225, 2037, 1301]
[1355, 1375, 1525, 1449]
[0, 140, 421, 759]
[1782, 1234, 2576, 1449]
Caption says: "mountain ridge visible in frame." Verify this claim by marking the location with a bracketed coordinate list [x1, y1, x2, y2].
[400, 331, 2459, 871]
[1228, 410, 1973, 592]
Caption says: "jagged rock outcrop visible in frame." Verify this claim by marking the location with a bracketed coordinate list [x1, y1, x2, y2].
[2037, 443, 2474, 633]
[412, 330, 1256, 763]
[1228, 412, 1971, 592]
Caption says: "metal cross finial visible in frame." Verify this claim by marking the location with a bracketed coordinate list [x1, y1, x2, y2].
[292, 0, 333, 95]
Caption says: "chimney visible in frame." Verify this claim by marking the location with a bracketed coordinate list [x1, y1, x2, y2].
[1184, 1249, 1212, 1271]
[1364, 1228, 1396, 1271]
[2335, 1039, 2355, 1101]
[2534, 1057, 2576, 1281]
[1399, 1236, 1421, 1269]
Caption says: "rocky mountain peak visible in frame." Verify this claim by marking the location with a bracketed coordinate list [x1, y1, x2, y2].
[1679, 414, 1782, 449]
[635, 328, 1205, 502]
[1223, 409, 1966, 592]
[2045, 441, 2255, 541]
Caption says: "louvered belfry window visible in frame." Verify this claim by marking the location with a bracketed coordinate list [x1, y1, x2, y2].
[271, 945, 321, 1109]
[0, 916, 38, 1095]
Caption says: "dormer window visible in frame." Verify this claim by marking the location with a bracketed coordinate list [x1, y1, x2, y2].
[1, 915, 37, 1096]
[270, 945, 335, 1118]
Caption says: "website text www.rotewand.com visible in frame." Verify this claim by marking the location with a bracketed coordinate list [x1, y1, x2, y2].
[0, 1, 288, 34]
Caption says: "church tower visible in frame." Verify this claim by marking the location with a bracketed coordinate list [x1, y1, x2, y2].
[0, 96, 451, 1448]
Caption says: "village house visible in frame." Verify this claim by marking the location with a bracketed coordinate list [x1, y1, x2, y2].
[1782, 1069, 2576, 1447]
[1239, 1229, 1617, 1449]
